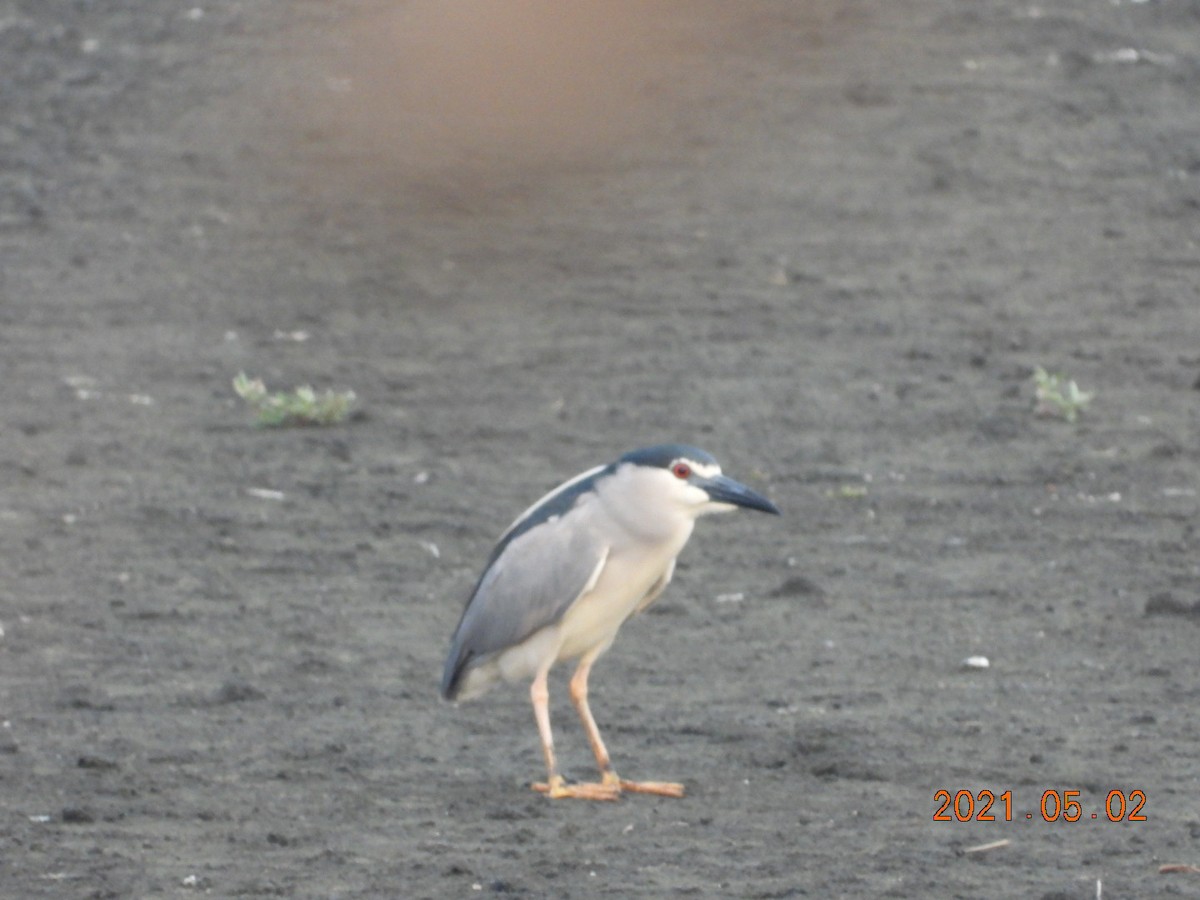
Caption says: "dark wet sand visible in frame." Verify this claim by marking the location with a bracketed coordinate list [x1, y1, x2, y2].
[3, 1, 1198, 896]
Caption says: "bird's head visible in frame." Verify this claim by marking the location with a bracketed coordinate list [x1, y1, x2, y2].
[616, 444, 781, 519]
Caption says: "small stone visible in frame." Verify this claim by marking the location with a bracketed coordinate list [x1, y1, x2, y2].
[77, 755, 119, 770]
[1145, 592, 1200, 618]
[61, 806, 95, 824]
[214, 680, 265, 704]
[770, 575, 826, 598]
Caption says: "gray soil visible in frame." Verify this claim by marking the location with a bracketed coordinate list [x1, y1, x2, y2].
[2, 1, 1199, 897]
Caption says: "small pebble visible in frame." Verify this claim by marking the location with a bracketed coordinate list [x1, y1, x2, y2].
[245, 487, 285, 501]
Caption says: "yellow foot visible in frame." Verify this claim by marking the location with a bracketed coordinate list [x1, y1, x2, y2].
[532, 775, 621, 801]
[531, 773, 686, 800]
[600, 767, 685, 798]
[618, 779, 686, 798]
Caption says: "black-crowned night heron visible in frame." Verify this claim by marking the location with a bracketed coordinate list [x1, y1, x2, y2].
[441, 444, 780, 801]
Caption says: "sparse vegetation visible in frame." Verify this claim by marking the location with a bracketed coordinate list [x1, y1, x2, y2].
[233, 371, 356, 427]
[1032, 366, 1092, 423]
[826, 484, 869, 500]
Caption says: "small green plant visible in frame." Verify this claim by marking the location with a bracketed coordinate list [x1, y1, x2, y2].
[233, 372, 356, 427]
[826, 484, 869, 500]
[1032, 366, 1092, 423]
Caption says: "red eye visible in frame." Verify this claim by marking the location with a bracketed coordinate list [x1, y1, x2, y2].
[672, 462, 691, 480]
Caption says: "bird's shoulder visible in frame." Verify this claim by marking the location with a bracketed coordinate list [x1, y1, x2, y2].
[485, 462, 612, 568]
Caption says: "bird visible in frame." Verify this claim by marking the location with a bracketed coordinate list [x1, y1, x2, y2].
[440, 443, 781, 801]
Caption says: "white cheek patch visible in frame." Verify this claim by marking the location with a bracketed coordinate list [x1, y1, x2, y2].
[683, 460, 722, 480]
[681, 483, 713, 507]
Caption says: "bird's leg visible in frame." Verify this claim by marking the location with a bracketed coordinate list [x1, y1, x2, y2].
[529, 666, 619, 801]
[569, 655, 685, 799]
[568, 654, 616, 786]
[529, 667, 561, 789]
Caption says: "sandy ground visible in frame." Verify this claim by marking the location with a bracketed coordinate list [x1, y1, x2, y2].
[2, 0, 1200, 896]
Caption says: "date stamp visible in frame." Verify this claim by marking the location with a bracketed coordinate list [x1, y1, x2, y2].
[933, 789, 1147, 823]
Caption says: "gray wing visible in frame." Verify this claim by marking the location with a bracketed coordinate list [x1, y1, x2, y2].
[441, 511, 608, 699]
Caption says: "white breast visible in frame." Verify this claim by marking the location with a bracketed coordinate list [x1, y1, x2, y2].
[554, 527, 689, 660]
